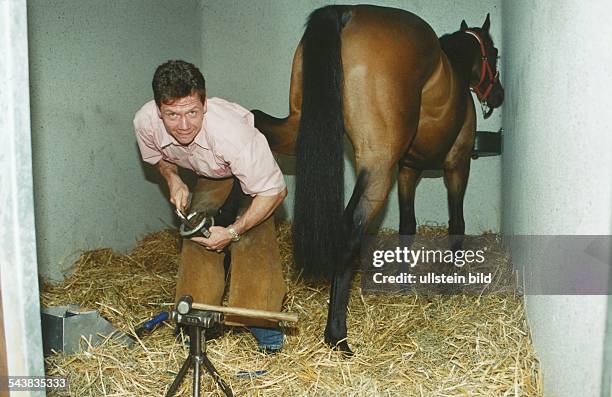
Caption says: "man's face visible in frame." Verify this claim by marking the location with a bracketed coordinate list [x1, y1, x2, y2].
[158, 93, 206, 146]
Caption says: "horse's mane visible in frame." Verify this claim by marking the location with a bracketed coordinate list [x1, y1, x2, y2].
[439, 32, 475, 85]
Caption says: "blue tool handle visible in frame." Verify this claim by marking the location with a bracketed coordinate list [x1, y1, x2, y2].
[143, 311, 169, 331]
[135, 311, 169, 337]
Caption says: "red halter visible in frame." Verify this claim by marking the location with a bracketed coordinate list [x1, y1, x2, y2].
[464, 29, 499, 102]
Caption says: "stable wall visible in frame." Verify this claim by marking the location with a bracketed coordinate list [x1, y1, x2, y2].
[501, 1, 612, 396]
[28, 0, 203, 281]
[199, 0, 503, 233]
[1, 0, 46, 384]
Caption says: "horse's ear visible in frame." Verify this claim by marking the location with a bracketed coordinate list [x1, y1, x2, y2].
[482, 13, 491, 32]
[460, 20, 468, 31]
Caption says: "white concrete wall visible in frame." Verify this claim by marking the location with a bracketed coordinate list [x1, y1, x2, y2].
[28, 0, 203, 281]
[200, 0, 503, 233]
[501, 1, 612, 396]
[1, 0, 45, 388]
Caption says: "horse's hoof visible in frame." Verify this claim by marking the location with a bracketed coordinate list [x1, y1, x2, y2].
[333, 340, 354, 357]
[325, 337, 354, 357]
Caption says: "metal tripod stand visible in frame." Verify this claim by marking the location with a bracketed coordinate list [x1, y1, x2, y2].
[165, 296, 233, 397]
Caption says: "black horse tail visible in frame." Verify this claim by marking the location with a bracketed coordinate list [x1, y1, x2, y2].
[293, 6, 350, 279]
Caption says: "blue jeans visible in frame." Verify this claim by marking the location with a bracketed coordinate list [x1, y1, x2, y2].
[249, 326, 283, 353]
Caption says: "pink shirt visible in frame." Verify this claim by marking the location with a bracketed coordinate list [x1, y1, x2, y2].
[133, 97, 286, 196]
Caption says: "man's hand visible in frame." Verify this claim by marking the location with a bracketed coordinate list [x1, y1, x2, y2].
[169, 177, 189, 212]
[191, 226, 233, 252]
[157, 159, 189, 212]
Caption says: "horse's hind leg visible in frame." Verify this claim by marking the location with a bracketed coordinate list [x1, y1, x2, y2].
[324, 171, 368, 355]
[325, 163, 397, 355]
[325, 72, 422, 352]
[398, 165, 422, 239]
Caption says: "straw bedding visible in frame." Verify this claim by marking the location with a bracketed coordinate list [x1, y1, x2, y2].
[41, 223, 542, 396]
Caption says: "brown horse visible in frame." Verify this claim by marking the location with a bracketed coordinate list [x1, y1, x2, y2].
[253, 5, 504, 355]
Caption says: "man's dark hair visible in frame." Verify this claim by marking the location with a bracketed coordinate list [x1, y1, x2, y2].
[152, 60, 206, 106]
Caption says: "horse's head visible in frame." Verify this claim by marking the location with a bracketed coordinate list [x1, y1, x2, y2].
[460, 14, 504, 119]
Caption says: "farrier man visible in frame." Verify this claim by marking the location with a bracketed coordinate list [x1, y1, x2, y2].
[133, 60, 287, 352]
